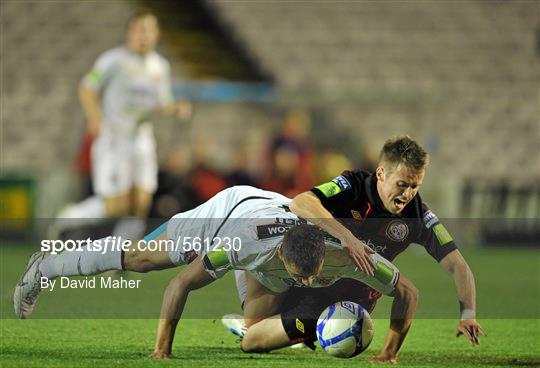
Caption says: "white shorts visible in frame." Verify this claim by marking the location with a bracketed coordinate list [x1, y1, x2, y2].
[234, 270, 248, 305]
[91, 124, 157, 196]
[165, 186, 288, 270]
[233, 270, 289, 306]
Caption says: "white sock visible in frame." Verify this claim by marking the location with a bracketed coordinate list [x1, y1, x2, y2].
[52, 196, 107, 236]
[39, 237, 124, 279]
[58, 196, 106, 218]
[113, 217, 146, 240]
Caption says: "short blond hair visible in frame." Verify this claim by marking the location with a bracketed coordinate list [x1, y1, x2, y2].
[378, 135, 429, 172]
[127, 10, 159, 28]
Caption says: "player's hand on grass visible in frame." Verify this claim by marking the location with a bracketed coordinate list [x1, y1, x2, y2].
[456, 319, 486, 346]
[371, 352, 398, 364]
[341, 236, 376, 276]
[149, 350, 174, 359]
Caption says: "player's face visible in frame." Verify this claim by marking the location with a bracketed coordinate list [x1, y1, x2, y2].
[127, 15, 160, 55]
[376, 163, 425, 215]
[283, 259, 324, 287]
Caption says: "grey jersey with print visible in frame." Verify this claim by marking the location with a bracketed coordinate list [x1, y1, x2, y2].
[187, 187, 400, 296]
[241, 222, 399, 296]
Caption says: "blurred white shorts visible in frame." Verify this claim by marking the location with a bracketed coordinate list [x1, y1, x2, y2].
[91, 124, 157, 196]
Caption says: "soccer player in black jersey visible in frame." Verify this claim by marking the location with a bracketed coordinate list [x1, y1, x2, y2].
[232, 135, 485, 363]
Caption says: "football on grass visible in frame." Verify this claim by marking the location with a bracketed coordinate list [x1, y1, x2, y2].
[316, 301, 374, 358]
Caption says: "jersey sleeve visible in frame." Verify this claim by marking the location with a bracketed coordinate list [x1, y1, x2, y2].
[202, 248, 233, 279]
[415, 203, 458, 262]
[81, 49, 119, 91]
[344, 252, 400, 296]
[310, 171, 362, 213]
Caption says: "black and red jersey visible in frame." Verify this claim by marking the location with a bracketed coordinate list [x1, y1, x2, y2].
[291, 169, 458, 308]
[311, 170, 457, 263]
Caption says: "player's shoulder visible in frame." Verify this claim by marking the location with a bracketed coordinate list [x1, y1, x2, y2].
[99, 46, 127, 60]
[341, 169, 371, 180]
[94, 46, 127, 66]
[335, 169, 371, 193]
[333, 169, 370, 187]
[405, 194, 441, 228]
[149, 51, 171, 70]
[418, 199, 442, 228]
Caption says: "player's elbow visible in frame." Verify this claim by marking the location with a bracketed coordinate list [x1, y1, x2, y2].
[78, 83, 98, 101]
[167, 272, 196, 295]
[78, 82, 90, 97]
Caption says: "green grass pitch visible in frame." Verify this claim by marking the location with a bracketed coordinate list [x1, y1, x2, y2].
[1, 244, 539, 367]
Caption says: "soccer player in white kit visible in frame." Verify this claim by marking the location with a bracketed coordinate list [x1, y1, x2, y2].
[53, 11, 190, 239]
[15, 186, 418, 359]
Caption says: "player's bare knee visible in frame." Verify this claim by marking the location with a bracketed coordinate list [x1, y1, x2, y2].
[240, 333, 268, 353]
[106, 198, 130, 217]
[241, 325, 275, 353]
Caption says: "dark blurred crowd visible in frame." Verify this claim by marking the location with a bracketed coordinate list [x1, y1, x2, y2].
[73, 108, 362, 219]
[149, 108, 356, 218]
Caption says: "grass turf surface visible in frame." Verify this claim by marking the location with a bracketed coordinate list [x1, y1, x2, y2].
[2, 319, 539, 367]
[1, 245, 539, 367]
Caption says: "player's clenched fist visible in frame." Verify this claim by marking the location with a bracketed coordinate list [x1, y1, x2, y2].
[456, 319, 486, 346]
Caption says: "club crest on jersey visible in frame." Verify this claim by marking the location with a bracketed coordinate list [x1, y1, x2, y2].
[423, 210, 439, 229]
[351, 210, 362, 219]
[385, 220, 409, 242]
[332, 175, 352, 191]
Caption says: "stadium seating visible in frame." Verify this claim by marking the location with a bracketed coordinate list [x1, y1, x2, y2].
[208, 0, 538, 186]
[1, 0, 537, 219]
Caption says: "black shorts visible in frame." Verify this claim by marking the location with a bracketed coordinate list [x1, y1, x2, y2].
[280, 278, 381, 344]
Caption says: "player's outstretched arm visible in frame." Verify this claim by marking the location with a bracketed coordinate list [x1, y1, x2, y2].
[372, 275, 419, 364]
[290, 191, 375, 275]
[151, 257, 215, 359]
[439, 249, 486, 346]
[78, 84, 103, 137]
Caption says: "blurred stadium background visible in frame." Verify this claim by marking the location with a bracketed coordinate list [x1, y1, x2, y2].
[1, 1, 539, 255]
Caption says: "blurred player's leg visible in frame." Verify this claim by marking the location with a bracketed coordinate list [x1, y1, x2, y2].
[48, 195, 107, 238]
[104, 192, 131, 217]
[132, 186, 153, 218]
[110, 187, 153, 241]
[110, 124, 158, 241]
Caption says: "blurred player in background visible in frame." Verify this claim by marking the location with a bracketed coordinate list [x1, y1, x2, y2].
[51, 10, 191, 240]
